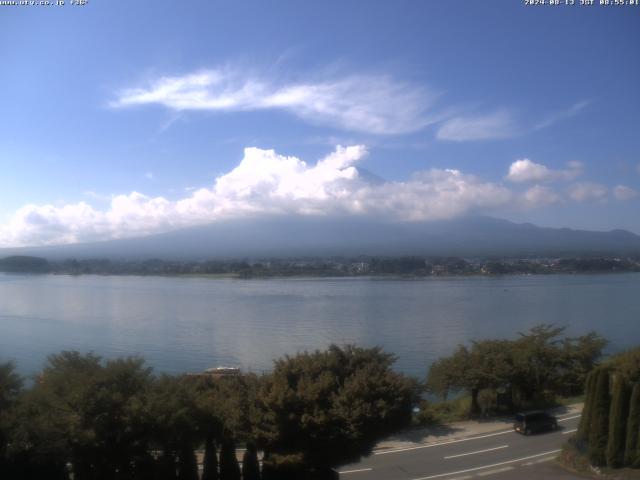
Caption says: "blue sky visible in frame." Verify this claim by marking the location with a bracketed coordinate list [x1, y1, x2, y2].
[1, 0, 639, 246]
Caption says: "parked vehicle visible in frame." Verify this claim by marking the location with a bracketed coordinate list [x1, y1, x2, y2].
[513, 411, 558, 435]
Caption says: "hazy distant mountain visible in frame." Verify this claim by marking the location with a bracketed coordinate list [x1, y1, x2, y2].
[2, 216, 640, 261]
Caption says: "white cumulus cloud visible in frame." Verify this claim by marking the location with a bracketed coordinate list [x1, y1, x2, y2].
[4, 147, 612, 248]
[568, 182, 608, 202]
[613, 185, 639, 201]
[521, 185, 563, 208]
[507, 159, 583, 183]
[112, 69, 439, 135]
[0, 146, 523, 247]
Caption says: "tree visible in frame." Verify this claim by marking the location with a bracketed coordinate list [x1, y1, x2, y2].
[0, 362, 23, 478]
[511, 324, 566, 403]
[147, 376, 203, 479]
[219, 438, 241, 480]
[560, 332, 607, 396]
[177, 445, 199, 480]
[242, 442, 261, 480]
[625, 383, 640, 468]
[255, 345, 416, 472]
[588, 368, 611, 467]
[427, 325, 607, 416]
[84, 356, 154, 478]
[606, 374, 630, 468]
[577, 369, 597, 443]
[12, 351, 104, 478]
[201, 437, 219, 480]
[426, 340, 515, 415]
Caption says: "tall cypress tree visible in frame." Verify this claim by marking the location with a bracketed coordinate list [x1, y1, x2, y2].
[156, 453, 178, 480]
[202, 437, 219, 480]
[177, 446, 199, 480]
[624, 383, 640, 468]
[578, 369, 597, 442]
[588, 368, 611, 467]
[242, 443, 261, 480]
[219, 439, 241, 480]
[606, 375, 630, 468]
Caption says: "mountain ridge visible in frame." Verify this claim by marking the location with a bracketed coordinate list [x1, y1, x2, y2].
[1, 215, 639, 260]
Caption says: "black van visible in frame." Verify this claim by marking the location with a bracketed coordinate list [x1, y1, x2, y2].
[513, 411, 558, 435]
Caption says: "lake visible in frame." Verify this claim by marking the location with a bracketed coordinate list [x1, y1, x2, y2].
[1, 272, 639, 379]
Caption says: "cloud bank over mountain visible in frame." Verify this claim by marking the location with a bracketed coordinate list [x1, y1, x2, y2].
[0, 146, 636, 247]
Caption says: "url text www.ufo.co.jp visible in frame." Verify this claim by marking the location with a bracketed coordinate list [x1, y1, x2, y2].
[0, 0, 88, 7]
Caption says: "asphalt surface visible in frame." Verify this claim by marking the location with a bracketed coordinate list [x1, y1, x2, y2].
[338, 413, 583, 480]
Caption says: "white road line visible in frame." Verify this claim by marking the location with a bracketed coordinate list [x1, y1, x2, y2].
[558, 414, 581, 422]
[338, 468, 373, 474]
[562, 428, 578, 435]
[521, 456, 556, 466]
[375, 430, 513, 456]
[444, 445, 509, 459]
[477, 466, 514, 476]
[376, 413, 581, 457]
[410, 449, 562, 480]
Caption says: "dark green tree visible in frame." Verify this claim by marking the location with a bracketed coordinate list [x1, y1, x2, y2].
[606, 374, 631, 468]
[132, 452, 157, 480]
[242, 442, 261, 480]
[0, 362, 23, 478]
[147, 376, 203, 480]
[588, 368, 611, 467]
[156, 453, 177, 480]
[426, 340, 514, 414]
[560, 332, 607, 396]
[10, 351, 104, 478]
[511, 325, 566, 404]
[219, 438, 241, 480]
[577, 369, 597, 442]
[624, 383, 640, 467]
[201, 437, 219, 480]
[255, 345, 416, 472]
[177, 446, 199, 480]
[425, 346, 468, 402]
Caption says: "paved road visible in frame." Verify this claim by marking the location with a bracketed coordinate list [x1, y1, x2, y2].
[338, 413, 582, 480]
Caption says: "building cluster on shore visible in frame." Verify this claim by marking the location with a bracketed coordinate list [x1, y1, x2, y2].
[1, 254, 640, 277]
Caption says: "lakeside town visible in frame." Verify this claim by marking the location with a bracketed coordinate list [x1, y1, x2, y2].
[1, 255, 640, 278]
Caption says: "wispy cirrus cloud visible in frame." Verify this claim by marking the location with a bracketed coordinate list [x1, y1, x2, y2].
[112, 66, 591, 142]
[111, 69, 440, 135]
[507, 159, 583, 183]
[436, 100, 590, 142]
[435, 110, 518, 142]
[534, 100, 591, 130]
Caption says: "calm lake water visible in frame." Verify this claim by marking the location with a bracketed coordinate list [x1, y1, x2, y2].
[1, 272, 639, 379]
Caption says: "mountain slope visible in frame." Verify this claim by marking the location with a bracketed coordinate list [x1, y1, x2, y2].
[1, 216, 640, 260]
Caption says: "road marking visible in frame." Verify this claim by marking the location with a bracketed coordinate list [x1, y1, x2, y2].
[375, 430, 513, 456]
[338, 468, 373, 474]
[444, 445, 509, 459]
[558, 414, 581, 422]
[410, 449, 561, 480]
[376, 412, 581, 457]
[477, 466, 514, 476]
[521, 456, 555, 466]
[448, 476, 473, 480]
[562, 428, 578, 435]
